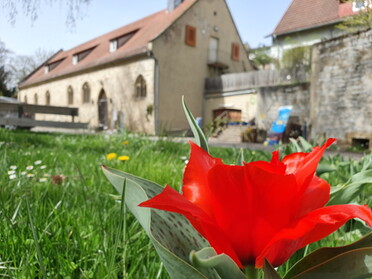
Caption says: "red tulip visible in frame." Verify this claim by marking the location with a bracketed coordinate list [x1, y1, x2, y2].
[139, 139, 372, 268]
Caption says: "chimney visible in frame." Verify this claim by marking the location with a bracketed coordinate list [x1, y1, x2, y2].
[168, 0, 185, 12]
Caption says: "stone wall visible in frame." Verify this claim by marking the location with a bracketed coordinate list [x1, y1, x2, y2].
[256, 83, 310, 131]
[310, 29, 372, 147]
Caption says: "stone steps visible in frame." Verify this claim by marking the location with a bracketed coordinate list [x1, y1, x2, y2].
[209, 125, 246, 144]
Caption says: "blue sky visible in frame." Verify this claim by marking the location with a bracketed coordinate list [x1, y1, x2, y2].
[0, 0, 292, 56]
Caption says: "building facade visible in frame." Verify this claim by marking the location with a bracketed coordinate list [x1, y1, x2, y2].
[270, 0, 361, 59]
[18, 0, 252, 134]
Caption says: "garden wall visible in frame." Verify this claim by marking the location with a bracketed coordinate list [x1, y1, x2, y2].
[310, 29, 372, 147]
[256, 83, 310, 131]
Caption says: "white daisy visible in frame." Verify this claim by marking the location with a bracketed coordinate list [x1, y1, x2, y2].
[34, 160, 42, 165]
[40, 165, 47, 169]
[8, 170, 16, 175]
[39, 178, 47, 182]
[27, 173, 35, 178]
[21, 171, 27, 176]
[26, 166, 34, 171]
[9, 174, 17, 180]
[10, 165, 17, 170]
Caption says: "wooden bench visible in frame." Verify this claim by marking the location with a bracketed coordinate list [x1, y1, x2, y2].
[0, 102, 88, 129]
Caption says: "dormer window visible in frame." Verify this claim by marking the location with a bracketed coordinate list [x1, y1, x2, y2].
[72, 55, 78, 65]
[72, 47, 96, 65]
[45, 58, 65, 73]
[109, 30, 138, 52]
[110, 40, 118, 52]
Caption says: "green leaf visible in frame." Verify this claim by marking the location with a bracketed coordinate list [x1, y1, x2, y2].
[329, 169, 372, 205]
[263, 259, 282, 279]
[102, 165, 219, 279]
[316, 163, 337, 176]
[288, 138, 302, 153]
[289, 248, 372, 279]
[284, 232, 372, 279]
[236, 148, 245, 166]
[190, 247, 246, 279]
[182, 96, 209, 153]
[298, 137, 313, 152]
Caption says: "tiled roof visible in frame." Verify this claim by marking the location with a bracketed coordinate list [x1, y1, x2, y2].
[272, 0, 357, 36]
[20, 0, 197, 88]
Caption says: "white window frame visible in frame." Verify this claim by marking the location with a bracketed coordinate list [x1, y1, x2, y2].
[72, 55, 78, 65]
[110, 40, 118, 52]
[352, 0, 372, 12]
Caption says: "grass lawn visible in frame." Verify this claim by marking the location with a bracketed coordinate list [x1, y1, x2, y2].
[0, 128, 370, 278]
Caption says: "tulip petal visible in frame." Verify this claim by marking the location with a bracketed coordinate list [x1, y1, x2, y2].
[182, 142, 223, 217]
[207, 163, 299, 266]
[139, 185, 243, 267]
[207, 164, 253, 264]
[256, 204, 372, 268]
[297, 176, 330, 217]
[283, 138, 336, 186]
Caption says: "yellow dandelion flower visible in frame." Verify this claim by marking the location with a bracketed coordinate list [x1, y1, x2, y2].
[122, 141, 129, 145]
[106, 153, 118, 160]
[118, 155, 130, 161]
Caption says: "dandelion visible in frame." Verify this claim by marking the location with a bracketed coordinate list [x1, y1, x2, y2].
[10, 165, 17, 170]
[27, 173, 35, 178]
[106, 153, 118, 160]
[40, 165, 47, 169]
[39, 178, 48, 183]
[26, 165, 34, 171]
[34, 160, 42, 165]
[122, 141, 129, 145]
[8, 170, 16, 175]
[9, 174, 17, 180]
[118, 155, 130, 161]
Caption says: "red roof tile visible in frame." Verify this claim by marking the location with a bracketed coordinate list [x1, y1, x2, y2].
[20, 0, 197, 88]
[272, 0, 356, 36]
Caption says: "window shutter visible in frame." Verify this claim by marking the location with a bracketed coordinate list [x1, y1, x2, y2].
[185, 25, 196, 47]
[231, 43, 240, 61]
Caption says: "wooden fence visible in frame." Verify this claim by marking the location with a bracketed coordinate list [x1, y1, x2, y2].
[0, 102, 88, 129]
[204, 68, 310, 93]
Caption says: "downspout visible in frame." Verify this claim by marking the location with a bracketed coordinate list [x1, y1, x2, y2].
[147, 50, 159, 135]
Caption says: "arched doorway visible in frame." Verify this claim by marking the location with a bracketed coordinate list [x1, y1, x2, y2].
[98, 89, 108, 129]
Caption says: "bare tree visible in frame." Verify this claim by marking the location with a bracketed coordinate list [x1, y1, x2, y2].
[0, 40, 10, 65]
[1, 0, 92, 28]
[0, 40, 13, 96]
[7, 48, 56, 88]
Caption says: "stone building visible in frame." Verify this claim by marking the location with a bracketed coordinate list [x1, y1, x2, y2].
[18, 0, 252, 134]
